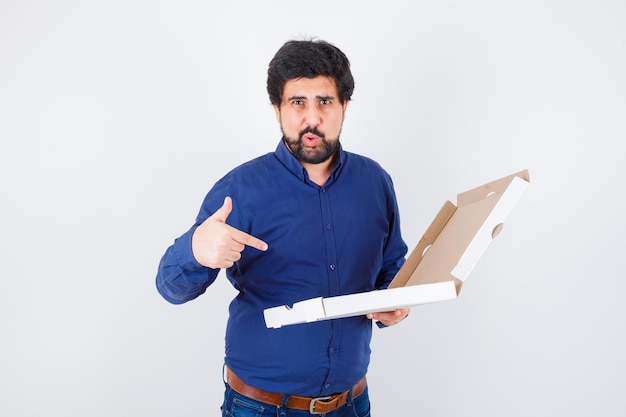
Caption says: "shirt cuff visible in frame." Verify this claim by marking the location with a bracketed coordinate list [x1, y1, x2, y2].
[172, 227, 204, 272]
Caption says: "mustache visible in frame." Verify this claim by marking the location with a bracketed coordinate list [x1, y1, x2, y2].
[299, 127, 325, 139]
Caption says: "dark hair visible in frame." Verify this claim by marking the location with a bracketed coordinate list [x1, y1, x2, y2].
[267, 39, 355, 106]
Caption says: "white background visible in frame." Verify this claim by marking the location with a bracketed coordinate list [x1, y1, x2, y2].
[1, 1, 625, 415]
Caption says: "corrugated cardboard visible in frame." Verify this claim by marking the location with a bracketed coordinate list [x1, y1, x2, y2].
[264, 170, 530, 329]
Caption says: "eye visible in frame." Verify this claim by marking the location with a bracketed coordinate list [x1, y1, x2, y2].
[292, 99, 304, 105]
[320, 99, 331, 105]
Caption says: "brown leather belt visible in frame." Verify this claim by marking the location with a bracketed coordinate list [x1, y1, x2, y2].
[226, 367, 367, 415]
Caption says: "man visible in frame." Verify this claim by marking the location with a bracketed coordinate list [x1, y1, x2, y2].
[156, 39, 410, 416]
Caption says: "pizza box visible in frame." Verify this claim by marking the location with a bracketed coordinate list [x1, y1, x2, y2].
[263, 170, 530, 328]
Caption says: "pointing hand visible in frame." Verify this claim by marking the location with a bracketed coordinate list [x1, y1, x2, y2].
[191, 196, 268, 269]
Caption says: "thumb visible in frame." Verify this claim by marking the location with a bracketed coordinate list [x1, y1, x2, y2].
[211, 196, 233, 223]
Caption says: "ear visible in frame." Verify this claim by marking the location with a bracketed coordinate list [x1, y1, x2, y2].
[342, 100, 350, 120]
[273, 104, 281, 123]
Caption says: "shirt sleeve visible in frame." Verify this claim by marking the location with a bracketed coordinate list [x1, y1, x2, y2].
[155, 225, 220, 304]
[374, 175, 408, 291]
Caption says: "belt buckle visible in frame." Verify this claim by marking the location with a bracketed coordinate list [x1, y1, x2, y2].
[309, 395, 332, 414]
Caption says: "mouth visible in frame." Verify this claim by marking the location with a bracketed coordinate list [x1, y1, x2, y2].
[300, 127, 325, 148]
[302, 132, 320, 147]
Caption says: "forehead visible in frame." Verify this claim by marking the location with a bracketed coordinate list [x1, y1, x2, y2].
[282, 75, 338, 99]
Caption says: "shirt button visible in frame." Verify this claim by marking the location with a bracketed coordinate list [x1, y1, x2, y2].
[329, 347, 335, 353]
[326, 224, 332, 230]
[325, 384, 330, 389]
[329, 264, 336, 270]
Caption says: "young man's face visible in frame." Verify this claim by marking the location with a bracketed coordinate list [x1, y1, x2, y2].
[274, 75, 349, 165]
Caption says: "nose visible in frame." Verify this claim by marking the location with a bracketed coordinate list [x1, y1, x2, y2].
[304, 105, 321, 126]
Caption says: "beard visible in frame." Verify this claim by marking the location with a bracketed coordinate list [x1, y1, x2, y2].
[282, 126, 341, 164]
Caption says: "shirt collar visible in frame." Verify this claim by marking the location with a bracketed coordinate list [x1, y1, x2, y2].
[274, 138, 345, 185]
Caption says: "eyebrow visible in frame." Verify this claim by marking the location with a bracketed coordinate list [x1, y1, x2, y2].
[287, 95, 336, 101]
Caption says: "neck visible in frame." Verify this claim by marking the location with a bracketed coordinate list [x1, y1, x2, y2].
[302, 154, 337, 187]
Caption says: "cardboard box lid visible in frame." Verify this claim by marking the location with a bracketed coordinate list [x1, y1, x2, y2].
[263, 169, 530, 328]
[388, 169, 530, 295]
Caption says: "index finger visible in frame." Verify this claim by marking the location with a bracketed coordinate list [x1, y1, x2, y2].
[231, 228, 268, 252]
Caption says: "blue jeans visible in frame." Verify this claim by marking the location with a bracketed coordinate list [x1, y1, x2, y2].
[220, 383, 371, 417]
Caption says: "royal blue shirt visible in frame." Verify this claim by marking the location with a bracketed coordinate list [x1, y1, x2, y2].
[156, 140, 407, 397]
